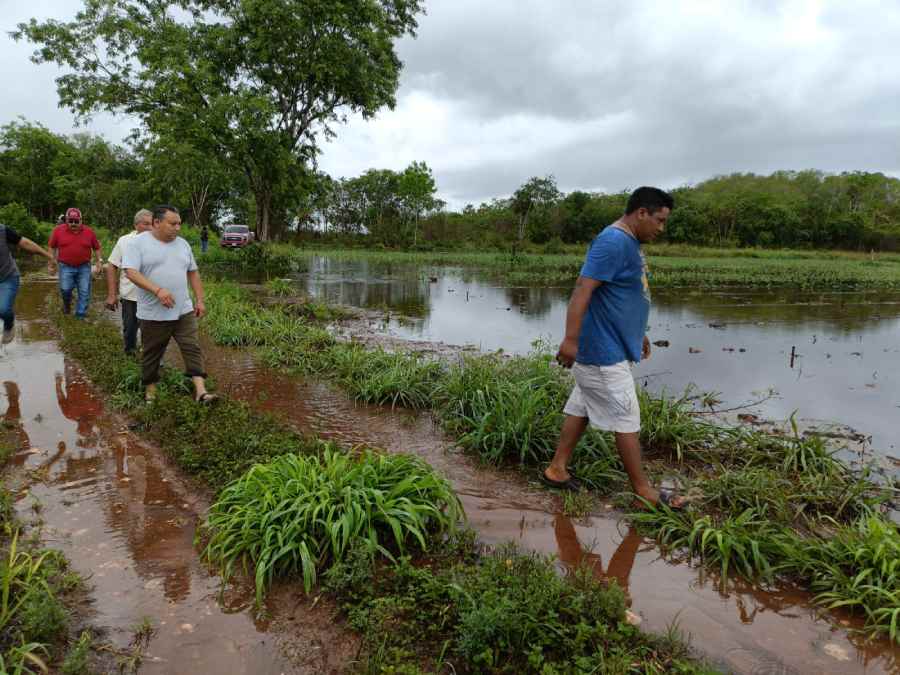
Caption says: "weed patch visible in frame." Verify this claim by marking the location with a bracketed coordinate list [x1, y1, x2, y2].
[202, 448, 462, 602]
[325, 536, 715, 674]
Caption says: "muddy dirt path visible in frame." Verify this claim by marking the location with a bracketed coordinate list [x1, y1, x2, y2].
[1, 282, 355, 674]
[202, 337, 900, 675]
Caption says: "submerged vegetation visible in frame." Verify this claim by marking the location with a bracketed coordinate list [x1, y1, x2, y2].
[197, 281, 900, 643]
[203, 241, 900, 290]
[53, 311, 716, 671]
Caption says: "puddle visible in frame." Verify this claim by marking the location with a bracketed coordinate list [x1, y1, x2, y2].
[202, 334, 900, 675]
[288, 256, 900, 455]
[1, 282, 354, 674]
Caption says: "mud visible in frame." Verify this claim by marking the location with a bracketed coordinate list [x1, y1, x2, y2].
[1, 281, 357, 674]
[200, 334, 900, 675]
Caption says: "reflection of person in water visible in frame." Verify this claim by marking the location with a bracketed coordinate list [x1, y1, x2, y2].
[55, 362, 103, 447]
[553, 513, 642, 594]
[3, 381, 31, 462]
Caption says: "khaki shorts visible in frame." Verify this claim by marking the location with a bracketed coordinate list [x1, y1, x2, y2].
[563, 361, 640, 433]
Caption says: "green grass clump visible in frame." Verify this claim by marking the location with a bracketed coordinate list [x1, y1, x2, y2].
[325, 538, 715, 674]
[788, 514, 900, 641]
[265, 277, 293, 296]
[61, 630, 92, 675]
[0, 531, 77, 672]
[201, 448, 462, 602]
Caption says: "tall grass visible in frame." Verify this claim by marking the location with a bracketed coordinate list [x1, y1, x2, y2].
[201, 448, 462, 602]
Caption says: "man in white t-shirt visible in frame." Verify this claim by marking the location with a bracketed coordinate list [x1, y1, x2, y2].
[105, 209, 153, 354]
[122, 205, 216, 404]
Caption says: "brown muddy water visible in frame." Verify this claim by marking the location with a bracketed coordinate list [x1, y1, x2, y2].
[292, 256, 900, 460]
[7, 277, 899, 674]
[1, 282, 356, 674]
[202, 340, 900, 674]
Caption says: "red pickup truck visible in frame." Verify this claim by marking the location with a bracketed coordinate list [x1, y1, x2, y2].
[220, 224, 256, 248]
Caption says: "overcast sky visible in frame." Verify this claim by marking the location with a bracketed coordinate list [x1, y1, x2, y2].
[3, 0, 899, 208]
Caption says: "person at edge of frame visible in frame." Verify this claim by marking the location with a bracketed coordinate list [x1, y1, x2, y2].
[0, 222, 56, 344]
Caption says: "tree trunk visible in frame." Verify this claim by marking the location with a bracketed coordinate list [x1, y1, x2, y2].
[254, 189, 272, 242]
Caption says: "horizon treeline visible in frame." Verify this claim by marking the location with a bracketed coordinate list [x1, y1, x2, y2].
[2, 118, 899, 251]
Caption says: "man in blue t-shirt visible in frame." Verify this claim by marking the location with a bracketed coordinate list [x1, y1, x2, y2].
[542, 187, 686, 509]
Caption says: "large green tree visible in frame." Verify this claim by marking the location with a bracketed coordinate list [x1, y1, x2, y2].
[16, 0, 424, 241]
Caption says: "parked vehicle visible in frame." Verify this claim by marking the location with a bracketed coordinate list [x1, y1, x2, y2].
[220, 224, 255, 248]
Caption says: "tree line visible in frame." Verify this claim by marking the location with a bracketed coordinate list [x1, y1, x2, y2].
[3, 117, 899, 252]
[10, 1, 900, 252]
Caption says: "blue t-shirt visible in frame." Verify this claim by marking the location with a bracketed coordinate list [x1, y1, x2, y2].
[576, 226, 650, 365]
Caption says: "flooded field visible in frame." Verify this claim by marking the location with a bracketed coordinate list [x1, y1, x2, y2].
[202, 340, 900, 675]
[294, 255, 900, 455]
[1, 283, 353, 674]
[5, 276, 899, 674]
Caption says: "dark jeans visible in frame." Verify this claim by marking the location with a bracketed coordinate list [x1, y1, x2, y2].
[140, 312, 206, 386]
[200, 239, 209, 253]
[121, 299, 139, 354]
[58, 262, 92, 317]
[0, 274, 20, 331]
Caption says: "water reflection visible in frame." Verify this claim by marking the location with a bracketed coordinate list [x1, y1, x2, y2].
[295, 257, 900, 453]
[553, 514, 641, 594]
[55, 360, 103, 447]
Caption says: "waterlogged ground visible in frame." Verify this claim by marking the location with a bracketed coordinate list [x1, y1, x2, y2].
[202, 338, 900, 675]
[292, 255, 900, 457]
[7, 276, 900, 674]
[0, 282, 356, 674]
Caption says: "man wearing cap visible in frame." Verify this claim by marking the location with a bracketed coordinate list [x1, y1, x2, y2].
[48, 208, 103, 318]
[105, 209, 153, 354]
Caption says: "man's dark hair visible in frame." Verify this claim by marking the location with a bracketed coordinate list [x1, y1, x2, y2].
[625, 187, 674, 215]
[152, 204, 180, 222]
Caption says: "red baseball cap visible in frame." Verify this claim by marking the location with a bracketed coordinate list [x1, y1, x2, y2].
[65, 207, 82, 223]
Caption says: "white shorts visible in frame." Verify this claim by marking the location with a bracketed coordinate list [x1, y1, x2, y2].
[563, 361, 640, 433]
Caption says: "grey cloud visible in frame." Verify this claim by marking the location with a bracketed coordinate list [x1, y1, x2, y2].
[4, 0, 899, 210]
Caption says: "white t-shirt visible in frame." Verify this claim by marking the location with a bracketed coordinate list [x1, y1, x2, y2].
[122, 232, 198, 321]
[108, 231, 139, 301]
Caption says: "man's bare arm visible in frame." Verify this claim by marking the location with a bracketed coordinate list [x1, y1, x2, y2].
[105, 261, 119, 310]
[187, 270, 205, 317]
[556, 276, 602, 367]
[17, 238, 54, 262]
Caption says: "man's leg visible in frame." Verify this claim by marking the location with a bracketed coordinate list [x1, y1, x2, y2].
[545, 415, 589, 482]
[141, 319, 173, 400]
[121, 300, 139, 355]
[170, 312, 210, 400]
[615, 432, 686, 507]
[614, 432, 654, 500]
[58, 263, 75, 314]
[74, 263, 92, 318]
[0, 275, 20, 343]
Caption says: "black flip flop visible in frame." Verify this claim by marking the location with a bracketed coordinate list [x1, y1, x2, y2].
[540, 472, 583, 492]
[196, 392, 219, 405]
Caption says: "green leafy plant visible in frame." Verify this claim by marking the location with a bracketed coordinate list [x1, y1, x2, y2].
[201, 448, 462, 602]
